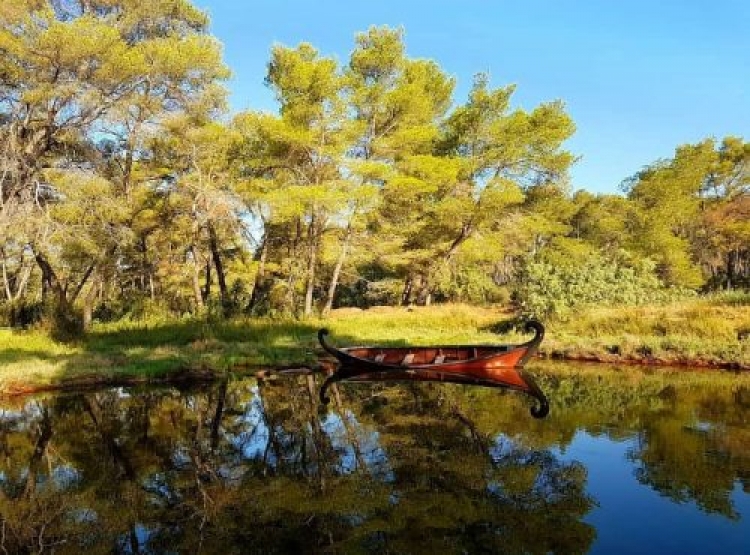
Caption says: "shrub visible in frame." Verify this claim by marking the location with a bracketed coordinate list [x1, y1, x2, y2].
[432, 264, 510, 305]
[50, 302, 84, 342]
[2, 301, 47, 328]
[363, 279, 403, 307]
[514, 248, 694, 319]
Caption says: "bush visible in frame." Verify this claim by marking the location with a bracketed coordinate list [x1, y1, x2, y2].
[50, 302, 84, 342]
[432, 264, 510, 305]
[363, 279, 403, 307]
[2, 301, 47, 328]
[514, 248, 694, 319]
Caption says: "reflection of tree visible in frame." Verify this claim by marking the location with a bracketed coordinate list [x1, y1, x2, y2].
[0, 368, 746, 553]
[628, 389, 750, 518]
[343, 386, 595, 554]
[524, 365, 750, 520]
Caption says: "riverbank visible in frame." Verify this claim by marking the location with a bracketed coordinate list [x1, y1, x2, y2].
[0, 298, 748, 395]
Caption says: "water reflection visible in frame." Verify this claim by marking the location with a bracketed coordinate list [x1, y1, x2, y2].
[0, 364, 748, 554]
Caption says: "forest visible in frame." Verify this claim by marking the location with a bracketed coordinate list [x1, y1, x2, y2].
[1, 0, 748, 338]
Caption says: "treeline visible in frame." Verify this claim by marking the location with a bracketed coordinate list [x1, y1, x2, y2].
[0, 1, 748, 333]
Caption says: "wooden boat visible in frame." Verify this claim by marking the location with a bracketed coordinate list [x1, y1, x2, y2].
[317, 320, 549, 418]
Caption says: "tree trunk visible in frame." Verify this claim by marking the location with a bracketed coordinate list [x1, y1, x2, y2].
[83, 271, 101, 330]
[190, 246, 205, 312]
[70, 262, 96, 304]
[139, 234, 150, 295]
[416, 273, 431, 306]
[401, 275, 414, 306]
[726, 249, 736, 289]
[443, 222, 474, 263]
[1, 249, 12, 301]
[304, 219, 319, 317]
[203, 259, 212, 303]
[208, 223, 229, 315]
[304, 244, 318, 316]
[322, 226, 352, 315]
[33, 249, 66, 306]
[12, 256, 33, 302]
[247, 234, 268, 313]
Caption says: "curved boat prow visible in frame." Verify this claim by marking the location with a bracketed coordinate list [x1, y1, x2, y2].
[318, 328, 338, 358]
[531, 400, 550, 419]
[517, 320, 544, 367]
[319, 374, 336, 405]
[519, 369, 549, 419]
[318, 328, 359, 404]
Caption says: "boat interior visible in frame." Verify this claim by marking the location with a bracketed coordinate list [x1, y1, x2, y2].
[345, 345, 515, 365]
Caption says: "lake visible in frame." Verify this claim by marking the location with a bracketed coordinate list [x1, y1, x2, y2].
[0, 363, 748, 554]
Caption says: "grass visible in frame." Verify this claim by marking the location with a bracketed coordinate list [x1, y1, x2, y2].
[543, 297, 750, 367]
[0, 297, 748, 395]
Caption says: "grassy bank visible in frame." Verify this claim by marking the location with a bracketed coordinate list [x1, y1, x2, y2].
[0, 297, 748, 395]
[541, 294, 750, 368]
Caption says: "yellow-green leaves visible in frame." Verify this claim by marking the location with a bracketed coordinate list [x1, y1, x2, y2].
[267, 43, 342, 126]
[0, 0, 231, 316]
[138, 34, 229, 82]
[480, 178, 524, 212]
[349, 26, 405, 85]
[623, 136, 749, 289]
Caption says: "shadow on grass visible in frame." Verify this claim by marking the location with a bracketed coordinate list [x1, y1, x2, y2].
[0, 319, 325, 392]
[0, 313, 517, 392]
[0, 349, 74, 365]
[480, 318, 526, 336]
[80, 319, 330, 369]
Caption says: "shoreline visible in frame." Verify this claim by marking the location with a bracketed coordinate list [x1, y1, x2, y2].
[1, 302, 747, 398]
[539, 352, 749, 371]
[1, 353, 746, 400]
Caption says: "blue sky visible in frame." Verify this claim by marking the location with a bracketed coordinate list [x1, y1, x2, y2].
[194, 1, 749, 194]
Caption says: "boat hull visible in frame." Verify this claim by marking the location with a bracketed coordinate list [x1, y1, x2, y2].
[317, 321, 549, 418]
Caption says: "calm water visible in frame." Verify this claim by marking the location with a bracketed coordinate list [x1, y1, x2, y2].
[0, 364, 748, 554]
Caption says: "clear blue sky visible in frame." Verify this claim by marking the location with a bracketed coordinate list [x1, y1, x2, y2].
[194, 0, 749, 194]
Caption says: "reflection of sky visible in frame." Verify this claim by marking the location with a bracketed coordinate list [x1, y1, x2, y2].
[321, 410, 392, 480]
[52, 465, 81, 488]
[231, 386, 393, 479]
[554, 431, 750, 555]
[0, 403, 41, 432]
[234, 385, 272, 463]
[117, 524, 167, 555]
[1, 381, 748, 552]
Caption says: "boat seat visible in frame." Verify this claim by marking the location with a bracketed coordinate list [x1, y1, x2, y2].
[401, 353, 415, 366]
[374, 353, 386, 363]
[434, 354, 446, 364]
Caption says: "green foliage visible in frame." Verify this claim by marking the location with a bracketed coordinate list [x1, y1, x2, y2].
[515, 245, 693, 319]
[49, 302, 85, 342]
[623, 137, 750, 289]
[706, 290, 750, 307]
[0, 5, 747, 340]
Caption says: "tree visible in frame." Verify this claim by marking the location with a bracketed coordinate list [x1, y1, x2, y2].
[148, 109, 245, 315]
[380, 74, 576, 304]
[0, 0, 228, 326]
[624, 137, 749, 289]
[234, 43, 352, 316]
